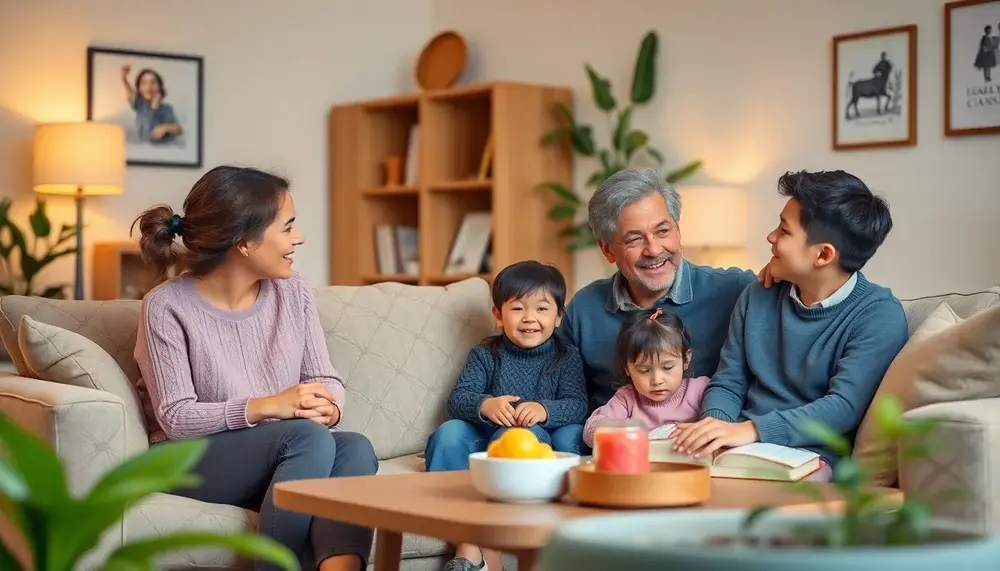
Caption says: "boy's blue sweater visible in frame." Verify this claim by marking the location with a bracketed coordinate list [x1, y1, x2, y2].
[560, 261, 756, 412]
[446, 337, 588, 429]
[701, 273, 909, 464]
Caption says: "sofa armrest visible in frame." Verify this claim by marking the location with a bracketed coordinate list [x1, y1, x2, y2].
[0, 373, 132, 497]
[898, 398, 1000, 534]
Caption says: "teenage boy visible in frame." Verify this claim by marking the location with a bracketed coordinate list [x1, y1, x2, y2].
[669, 170, 908, 476]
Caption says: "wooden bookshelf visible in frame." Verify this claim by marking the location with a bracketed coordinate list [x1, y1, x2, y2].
[328, 81, 574, 288]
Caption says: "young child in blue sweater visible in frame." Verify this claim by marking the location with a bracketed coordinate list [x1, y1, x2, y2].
[425, 260, 588, 571]
[670, 170, 909, 480]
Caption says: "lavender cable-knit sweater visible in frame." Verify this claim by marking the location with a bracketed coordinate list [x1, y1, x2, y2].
[134, 272, 345, 443]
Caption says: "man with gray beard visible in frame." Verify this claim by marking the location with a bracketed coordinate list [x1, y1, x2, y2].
[560, 168, 757, 416]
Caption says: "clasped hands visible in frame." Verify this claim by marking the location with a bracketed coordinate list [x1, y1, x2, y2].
[251, 382, 341, 427]
[481, 395, 547, 427]
[668, 418, 759, 458]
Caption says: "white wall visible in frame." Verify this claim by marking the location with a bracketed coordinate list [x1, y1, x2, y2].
[0, 0, 432, 297]
[431, 0, 1000, 299]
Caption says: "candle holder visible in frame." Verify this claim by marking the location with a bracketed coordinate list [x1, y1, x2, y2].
[592, 419, 650, 474]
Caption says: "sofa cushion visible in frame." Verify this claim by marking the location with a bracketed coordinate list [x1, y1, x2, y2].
[16, 315, 150, 455]
[855, 302, 1000, 486]
[315, 278, 494, 460]
[900, 287, 1000, 334]
[0, 296, 142, 382]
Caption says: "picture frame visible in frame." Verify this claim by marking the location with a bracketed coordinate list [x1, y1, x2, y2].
[832, 25, 917, 151]
[945, 0, 1000, 137]
[87, 46, 204, 168]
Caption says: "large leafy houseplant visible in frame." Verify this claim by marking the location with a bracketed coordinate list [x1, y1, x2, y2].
[0, 197, 78, 298]
[0, 412, 298, 571]
[539, 30, 703, 252]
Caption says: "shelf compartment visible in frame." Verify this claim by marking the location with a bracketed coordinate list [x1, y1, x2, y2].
[360, 102, 419, 188]
[421, 89, 492, 185]
[427, 179, 492, 193]
[359, 194, 419, 278]
[422, 190, 492, 278]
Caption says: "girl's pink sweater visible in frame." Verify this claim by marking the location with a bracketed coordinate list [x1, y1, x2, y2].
[582, 376, 710, 447]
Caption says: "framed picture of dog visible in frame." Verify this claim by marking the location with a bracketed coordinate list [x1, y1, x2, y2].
[832, 25, 917, 151]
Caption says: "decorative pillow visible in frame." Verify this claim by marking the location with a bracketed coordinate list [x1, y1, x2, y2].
[17, 315, 150, 455]
[854, 302, 1000, 486]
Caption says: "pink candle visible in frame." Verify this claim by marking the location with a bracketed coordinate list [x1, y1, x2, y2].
[593, 420, 649, 474]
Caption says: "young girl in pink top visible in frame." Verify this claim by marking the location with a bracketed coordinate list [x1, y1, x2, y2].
[583, 307, 709, 447]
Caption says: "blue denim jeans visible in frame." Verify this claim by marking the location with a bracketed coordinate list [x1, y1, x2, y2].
[424, 418, 585, 471]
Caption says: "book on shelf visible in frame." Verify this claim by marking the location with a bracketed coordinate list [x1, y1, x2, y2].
[374, 225, 419, 276]
[647, 424, 822, 482]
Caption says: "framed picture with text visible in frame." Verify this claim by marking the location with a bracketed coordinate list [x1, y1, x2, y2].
[832, 25, 917, 151]
[87, 46, 204, 167]
[945, 0, 1000, 136]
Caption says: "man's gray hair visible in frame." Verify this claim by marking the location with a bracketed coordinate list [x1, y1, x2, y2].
[587, 168, 681, 244]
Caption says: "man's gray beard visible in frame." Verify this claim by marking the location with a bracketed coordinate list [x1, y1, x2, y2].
[634, 266, 676, 295]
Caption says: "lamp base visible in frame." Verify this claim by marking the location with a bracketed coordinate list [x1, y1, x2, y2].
[74, 192, 84, 301]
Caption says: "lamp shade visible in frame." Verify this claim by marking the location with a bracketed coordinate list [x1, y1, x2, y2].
[33, 122, 125, 196]
[678, 186, 748, 247]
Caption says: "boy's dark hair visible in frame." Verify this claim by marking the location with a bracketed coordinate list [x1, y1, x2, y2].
[777, 170, 893, 273]
[135, 68, 167, 99]
[483, 260, 568, 367]
[614, 308, 691, 387]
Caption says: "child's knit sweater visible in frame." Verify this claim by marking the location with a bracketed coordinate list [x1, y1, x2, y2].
[582, 377, 709, 447]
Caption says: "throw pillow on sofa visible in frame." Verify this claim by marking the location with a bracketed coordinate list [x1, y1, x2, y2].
[854, 302, 1000, 486]
[17, 315, 150, 454]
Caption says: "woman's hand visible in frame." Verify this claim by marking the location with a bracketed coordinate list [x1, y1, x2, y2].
[248, 382, 338, 424]
[293, 396, 341, 426]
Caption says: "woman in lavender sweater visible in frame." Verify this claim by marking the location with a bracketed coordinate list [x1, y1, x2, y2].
[132, 165, 377, 571]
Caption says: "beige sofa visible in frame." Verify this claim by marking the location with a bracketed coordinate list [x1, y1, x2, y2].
[0, 277, 998, 570]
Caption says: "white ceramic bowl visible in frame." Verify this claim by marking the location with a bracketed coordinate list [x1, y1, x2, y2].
[468, 451, 582, 503]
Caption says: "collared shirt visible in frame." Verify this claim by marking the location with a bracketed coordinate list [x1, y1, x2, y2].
[789, 272, 858, 309]
[605, 257, 693, 313]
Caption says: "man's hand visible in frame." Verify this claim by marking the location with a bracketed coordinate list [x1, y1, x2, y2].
[481, 395, 520, 427]
[293, 395, 340, 426]
[757, 260, 781, 288]
[513, 401, 547, 427]
[670, 418, 759, 458]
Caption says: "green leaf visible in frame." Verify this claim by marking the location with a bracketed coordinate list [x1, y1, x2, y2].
[630, 31, 658, 104]
[586, 170, 606, 187]
[799, 419, 851, 457]
[548, 203, 577, 221]
[584, 64, 616, 111]
[87, 439, 208, 503]
[538, 182, 582, 205]
[28, 200, 51, 239]
[740, 505, 774, 536]
[665, 160, 703, 184]
[105, 532, 299, 571]
[832, 457, 865, 488]
[572, 125, 597, 157]
[873, 396, 904, 437]
[624, 130, 649, 160]
[0, 539, 22, 571]
[645, 146, 665, 165]
[612, 107, 633, 151]
[541, 126, 571, 145]
[0, 413, 69, 507]
[0, 458, 28, 501]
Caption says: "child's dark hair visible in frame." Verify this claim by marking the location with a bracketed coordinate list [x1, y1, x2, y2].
[135, 68, 166, 99]
[614, 307, 692, 386]
[483, 260, 568, 366]
[777, 169, 893, 273]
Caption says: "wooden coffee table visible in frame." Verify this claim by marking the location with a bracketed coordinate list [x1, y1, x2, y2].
[274, 471, 901, 571]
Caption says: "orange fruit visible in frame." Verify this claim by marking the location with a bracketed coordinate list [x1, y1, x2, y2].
[487, 428, 556, 459]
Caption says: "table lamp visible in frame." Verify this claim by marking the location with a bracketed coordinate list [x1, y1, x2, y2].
[677, 186, 748, 268]
[33, 122, 125, 300]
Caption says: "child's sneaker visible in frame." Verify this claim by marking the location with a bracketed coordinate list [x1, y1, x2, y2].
[442, 556, 487, 571]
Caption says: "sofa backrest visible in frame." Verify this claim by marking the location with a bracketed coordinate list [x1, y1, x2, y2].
[0, 277, 494, 460]
[899, 287, 1000, 334]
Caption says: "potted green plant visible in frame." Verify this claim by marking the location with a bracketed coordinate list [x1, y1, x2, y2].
[540, 396, 1000, 570]
[538, 30, 703, 256]
[0, 412, 298, 571]
[0, 197, 78, 298]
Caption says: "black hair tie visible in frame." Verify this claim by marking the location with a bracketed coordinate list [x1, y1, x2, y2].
[168, 214, 183, 238]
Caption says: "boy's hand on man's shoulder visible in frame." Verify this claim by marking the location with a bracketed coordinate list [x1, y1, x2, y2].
[513, 401, 547, 427]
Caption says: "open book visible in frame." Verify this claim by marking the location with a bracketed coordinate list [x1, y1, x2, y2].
[647, 424, 822, 482]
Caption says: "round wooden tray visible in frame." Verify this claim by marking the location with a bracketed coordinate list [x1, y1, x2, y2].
[415, 30, 468, 90]
[568, 462, 711, 508]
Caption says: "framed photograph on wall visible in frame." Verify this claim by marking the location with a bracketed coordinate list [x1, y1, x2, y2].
[945, 0, 1000, 137]
[87, 46, 203, 168]
[832, 25, 917, 151]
